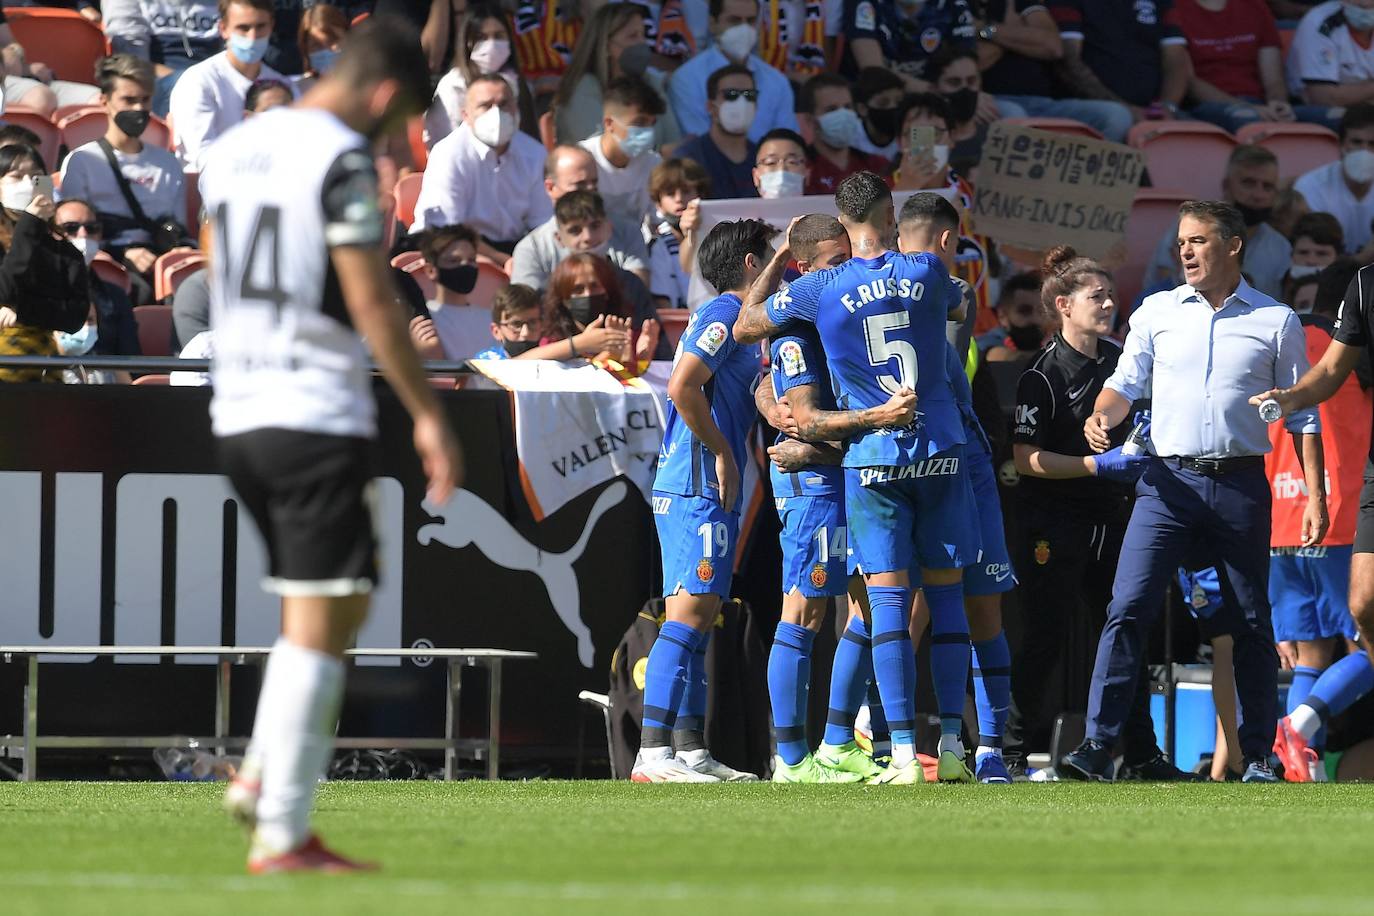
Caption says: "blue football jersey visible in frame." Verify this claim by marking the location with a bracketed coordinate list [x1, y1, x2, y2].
[946, 341, 991, 458]
[654, 293, 761, 509]
[769, 326, 843, 498]
[766, 251, 965, 467]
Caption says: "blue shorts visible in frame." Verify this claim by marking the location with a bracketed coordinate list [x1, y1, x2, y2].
[1270, 546, 1356, 642]
[653, 491, 739, 599]
[776, 494, 848, 598]
[963, 447, 1014, 596]
[844, 448, 980, 575]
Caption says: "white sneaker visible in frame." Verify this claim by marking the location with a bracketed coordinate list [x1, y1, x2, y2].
[223, 757, 262, 831]
[630, 751, 721, 783]
[676, 749, 760, 782]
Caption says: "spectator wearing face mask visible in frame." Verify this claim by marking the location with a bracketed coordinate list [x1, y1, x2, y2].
[0, 9, 100, 118]
[1294, 104, 1374, 257]
[0, 144, 92, 383]
[667, 0, 800, 143]
[53, 197, 140, 360]
[1290, 212, 1345, 275]
[540, 251, 662, 366]
[58, 54, 187, 307]
[511, 177, 650, 290]
[407, 224, 498, 361]
[412, 73, 552, 267]
[1288, 1, 1374, 110]
[928, 45, 992, 178]
[752, 128, 810, 199]
[428, 5, 540, 148]
[648, 157, 710, 308]
[1285, 271, 1321, 313]
[243, 77, 293, 115]
[554, 4, 680, 148]
[796, 73, 891, 195]
[841, 0, 976, 94]
[104, 0, 222, 116]
[673, 64, 760, 199]
[977, 272, 1049, 360]
[474, 283, 556, 360]
[581, 76, 664, 231]
[850, 66, 906, 159]
[291, 3, 350, 93]
[169, 0, 292, 170]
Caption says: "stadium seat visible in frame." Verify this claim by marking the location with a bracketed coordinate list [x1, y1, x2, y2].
[1279, 27, 1295, 60]
[407, 115, 428, 171]
[183, 169, 202, 229]
[351, 10, 369, 26]
[1117, 188, 1191, 316]
[380, 192, 398, 249]
[539, 110, 556, 151]
[131, 373, 170, 385]
[394, 171, 423, 227]
[1127, 121, 1236, 200]
[1002, 117, 1103, 141]
[153, 248, 203, 301]
[392, 249, 436, 301]
[59, 110, 172, 154]
[2, 107, 60, 170]
[90, 251, 131, 295]
[656, 308, 690, 353]
[2, 7, 108, 84]
[133, 304, 174, 357]
[472, 261, 509, 304]
[1235, 121, 1340, 180]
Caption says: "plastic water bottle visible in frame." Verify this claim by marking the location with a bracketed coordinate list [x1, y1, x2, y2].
[1258, 398, 1282, 424]
[1120, 417, 1150, 456]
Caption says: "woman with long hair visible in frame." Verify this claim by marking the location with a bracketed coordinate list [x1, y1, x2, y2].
[542, 252, 659, 367]
[426, 4, 539, 146]
[294, 4, 349, 93]
[553, 3, 679, 146]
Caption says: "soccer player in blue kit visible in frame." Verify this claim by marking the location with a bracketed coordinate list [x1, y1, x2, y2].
[631, 218, 777, 784]
[748, 214, 918, 783]
[734, 172, 979, 785]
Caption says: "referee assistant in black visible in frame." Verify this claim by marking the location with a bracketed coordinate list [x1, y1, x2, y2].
[1004, 247, 1192, 780]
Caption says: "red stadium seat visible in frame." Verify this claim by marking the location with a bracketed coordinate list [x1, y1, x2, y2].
[392, 250, 436, 301]
[2, 107, 60, 170]
[1117, 188, 1191, 317]
[380, 192, 398, 249]
[1002, 117, 1104, 141]
[472, 261, 509, 306]
[408, 116, 428, 171]
[133, 304, 174, 357]
[3, 7, 108, 84]
[1280, 27, 1295, 60]
[53, 102, 100, 125]
[1127, 120, 1236, 200]
[394, 171, 423, 228]
[183, 169, 203, 229]
[59, 110, 172, 155]
[1235, 121, 1340, 180]
[153, 248, 203, 301]
[656, 308, 690, 353]
[90, 251, 131, 295]
[131, 373, 170, 385]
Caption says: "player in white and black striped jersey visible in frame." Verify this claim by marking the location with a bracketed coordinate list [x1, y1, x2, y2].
[205, 19, 463, 875]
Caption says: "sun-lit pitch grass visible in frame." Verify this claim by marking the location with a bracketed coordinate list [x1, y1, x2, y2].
[1, 780, 1370, 915]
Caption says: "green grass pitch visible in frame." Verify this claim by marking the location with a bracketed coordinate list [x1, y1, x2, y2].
[3, 781, 1371, 915]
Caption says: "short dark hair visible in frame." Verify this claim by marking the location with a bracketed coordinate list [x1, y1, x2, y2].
[492, 283, 542, 324]
[95, 53, 154, 96]
[798, 72, 850, 114]
[650, 157, 711, 200]
[1339, 103, 1374, 142]
[707, 63, 753, 100]
[835, 171, 892, 225]
[219, 0, 273, 19]
[603, 75, 665, 117]
[332, 17, 432, 116]
[55, 196, 97, 216]
[900, 91, 954, 132]
[0, 125, 39, 150]
[699, 218, 776, 292]
[1291, 211, 1345, 251]
[420, 224, 479, 264]
[897, 191, 959, 233]
[244, 78, 291, 113]
[1227, 143, 1278, 172]
[853, 66, 903, 105]
[927, 44, 978, 83]
[788, 214, 845, 262]
[709, 0, 758, 19]
[1178, 200, 1248, 258]
[1316, 258, 1361, 319]
[554, 189, 607, 225]
[999, 271, 1042, 302]
[757, 128, 807, 158]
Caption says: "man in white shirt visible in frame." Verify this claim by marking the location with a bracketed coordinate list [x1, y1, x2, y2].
[1289, 0, 1374, 106]
[169, 0, 288, 171]
[579, 76, 663, 233]
[411, 74, 551, 269]
[1294, 104, 1374, 255]
[407, 224, 495, 360]
[60, 54, 187, 302]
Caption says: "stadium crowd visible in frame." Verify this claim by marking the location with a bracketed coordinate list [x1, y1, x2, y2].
[2, 0, 1374, 783]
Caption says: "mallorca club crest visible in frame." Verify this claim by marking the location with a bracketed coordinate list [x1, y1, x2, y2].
[1034, 540, 1050, 565]
[809, 562, 828, 590]
[696, 557, 715, 582]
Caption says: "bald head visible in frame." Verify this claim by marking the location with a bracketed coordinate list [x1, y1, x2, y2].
[544, 145, 599, 202]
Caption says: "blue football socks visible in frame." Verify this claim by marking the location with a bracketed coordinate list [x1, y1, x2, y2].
[823, 616, 872, 747]
[972, 631, 1012, 751]
[768, 621, 816, 766]
[868, 585, 916, 765]
[1304, 651, 1374, 737]
[640, 621, 702, 750]
[673, 628, 711, 752]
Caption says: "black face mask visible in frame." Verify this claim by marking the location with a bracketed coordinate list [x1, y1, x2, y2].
[504, 339, 540, 356]
[113, 109, 150, 139]
[663, 211, 682, 230]
[1008, 325, 1044, 351]
[864, 106, 902, 141]
[1235, 203, 1272, 227]
[438, 264, 478, 294]
[943, 88, 978, 124]
[566, 293, 607, 325]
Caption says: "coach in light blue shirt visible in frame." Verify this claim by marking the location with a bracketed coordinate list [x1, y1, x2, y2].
[1060, 200, 1329, 784]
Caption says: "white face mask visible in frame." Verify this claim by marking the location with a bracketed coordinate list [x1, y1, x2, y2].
[718, 97, 756, 135]
[1, 175, 34, 212]
[817, 107, 861, 149]
[1344, 148, 1374, 184]
[716, 23, 757, 62]
[469, 38, 511, 74]
[69, 235, 99, 266]
[1288, 263, 1322, 279]
[471, 104, 516, 148]
[758, 169, 804, 199]
[1344, 2, 1374, 30]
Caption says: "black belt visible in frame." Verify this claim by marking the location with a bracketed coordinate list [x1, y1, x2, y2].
[1163, 455, 1264, 477]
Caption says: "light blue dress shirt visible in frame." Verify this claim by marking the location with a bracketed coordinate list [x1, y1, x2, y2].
[666, 47, 800, 144]
[1105, 280, 1320, 458]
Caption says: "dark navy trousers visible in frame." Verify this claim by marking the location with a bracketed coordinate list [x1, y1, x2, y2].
[1085, 459, 1279, 760]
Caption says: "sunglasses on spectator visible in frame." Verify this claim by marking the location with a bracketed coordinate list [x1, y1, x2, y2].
[717, 88, 759, 102]
[499, 318, 539, 332]
[58, 221, 102, 235]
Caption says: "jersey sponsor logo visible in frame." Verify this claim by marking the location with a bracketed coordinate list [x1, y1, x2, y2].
[854, 0, 876, 30]
[856, 456, 960, 486]
[1033, 539, 1050, 565]
[779, 340, 806, 377]
[1066, 382, 1092, 401]
[809, 562, 829, 589]
[838, 277, 926, 314]
[985, 562, 1012, 583]
[697, 321, 729, 356]
[775, 497, 787, 511]
[772, 287, 792, 312]
[652, 496, 673, 514]
[1014, 404, 1039, 428]
[1272, 470, 1330, 501]
[1272, 545, 1330, 558]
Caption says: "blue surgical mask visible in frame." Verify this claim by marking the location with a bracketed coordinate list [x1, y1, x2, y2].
[308, 48, 340, 73]
[758, 169, 804, 199]
[816, 107, 861, 149]
[229, 34, 270, 65]
[56, 322, 97, 356]
[619, 124, 656, 158]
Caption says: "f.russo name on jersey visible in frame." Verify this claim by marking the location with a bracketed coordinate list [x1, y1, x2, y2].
[838, 277, 927, 314]
[857, 456, 960, 486]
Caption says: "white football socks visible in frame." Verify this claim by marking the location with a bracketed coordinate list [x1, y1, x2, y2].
[251, 638, 345, 855]
[891, 744, 915, 769]
[1289, 703, 1321, 741]
[976, 745, 1000, 759]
